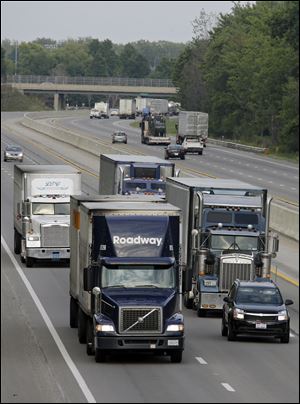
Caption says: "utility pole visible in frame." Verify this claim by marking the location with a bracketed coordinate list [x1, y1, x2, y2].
[14, 41, 18, 76]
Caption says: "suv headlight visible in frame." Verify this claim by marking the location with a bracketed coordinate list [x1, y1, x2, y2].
[278, 310, 288, 321]
[233, 308, 245, 320]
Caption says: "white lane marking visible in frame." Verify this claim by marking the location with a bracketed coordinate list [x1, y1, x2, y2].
[195, 356, 208, 365]
[221, 383, 235, 392]
[1, 235, 96, 404]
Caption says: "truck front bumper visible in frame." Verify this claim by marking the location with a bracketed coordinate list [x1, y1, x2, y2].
[24, 247, 70, 260]
[95, 334, 184, 352]
[148, 137, 171, 145]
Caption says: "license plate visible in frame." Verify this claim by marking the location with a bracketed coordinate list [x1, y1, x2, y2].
[168, 339, 179, 346]
[52, 251, 60, 261]
[255, 322, 267, 329]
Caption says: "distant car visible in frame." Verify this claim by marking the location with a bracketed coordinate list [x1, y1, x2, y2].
[222, 279, 293, 343]
[164, 144, 185, 160]
[110, 109, 119, 116]
[112, 131, 127, 144]
[3, 145, 24, 162]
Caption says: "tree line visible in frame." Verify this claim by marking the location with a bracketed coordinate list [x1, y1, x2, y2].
[1, 1, 298, 155]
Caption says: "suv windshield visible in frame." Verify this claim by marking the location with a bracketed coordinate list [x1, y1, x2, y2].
[32, 203, 70, 215]
[7, 146, 22, 151]
[102, 265, 175, 288]
[236, 287, 283, 305]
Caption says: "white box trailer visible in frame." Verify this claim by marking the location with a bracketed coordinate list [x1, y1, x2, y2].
[14, 165, 81, 267]
[149, 98, 169, 115]
[119, 99, 136, 119]
[177, 111, 208, 147]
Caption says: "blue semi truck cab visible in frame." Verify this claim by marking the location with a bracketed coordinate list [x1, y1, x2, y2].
[70, 199, 184, 363]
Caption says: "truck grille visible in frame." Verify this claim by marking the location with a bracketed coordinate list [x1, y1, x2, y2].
[41, 224, 69, 247]
[119, 307, 162, 334]
[219, 255, 254, 291]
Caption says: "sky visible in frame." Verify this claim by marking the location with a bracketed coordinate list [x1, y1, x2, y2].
[1, 1, 250, 44]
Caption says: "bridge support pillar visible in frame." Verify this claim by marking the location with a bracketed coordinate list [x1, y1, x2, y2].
[54, 93, 65, 111]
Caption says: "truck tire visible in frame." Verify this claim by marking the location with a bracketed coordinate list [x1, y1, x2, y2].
[70, 296, 78, 328]
[95, 348, 106, 363]
[86, 318, 95, 355]
[26, 257, 34, 267]
[14, 229, 21, 254]
[183, 293, 193, 309]
[78, 307, 87, 344]
[198, 151, 203, 155]
[170, 350, 182, 363]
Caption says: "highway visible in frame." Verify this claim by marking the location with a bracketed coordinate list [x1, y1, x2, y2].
[1, 111, 299, 403]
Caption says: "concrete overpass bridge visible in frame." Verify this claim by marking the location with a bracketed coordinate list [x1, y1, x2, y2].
[4, 75, 177, 110]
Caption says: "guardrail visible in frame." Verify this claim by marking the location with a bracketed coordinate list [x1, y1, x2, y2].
[21, 112, 298, 241]
[3, 74, 175, 88]
[207, 138, 268, 154]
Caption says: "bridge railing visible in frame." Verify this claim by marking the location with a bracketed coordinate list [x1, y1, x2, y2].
[4, 74, 175, 87]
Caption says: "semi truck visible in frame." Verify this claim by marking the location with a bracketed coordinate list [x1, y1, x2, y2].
[166, 177, 279, 316]
[140, 114, 171, 145]
[176, 111, 208, 152]
[14, 165, 81, 267]
[119, 99, 136, 119]
[99, 154, 179, 196]
[69, 199, 184, 363]
[90, 102, 110, 119]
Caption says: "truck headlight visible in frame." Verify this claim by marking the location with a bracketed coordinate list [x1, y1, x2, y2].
[233, 308, 244, 320]
[28, 236, 40, 241]
[278, 310, 288, 321]
[166, 324, 184, 332]
[95, 324, 115, 332]
[203, 279, 217, 287]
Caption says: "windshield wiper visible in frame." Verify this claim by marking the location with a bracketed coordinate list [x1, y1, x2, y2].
[133, 284, 160, 288]
[107, 284, 128, 288]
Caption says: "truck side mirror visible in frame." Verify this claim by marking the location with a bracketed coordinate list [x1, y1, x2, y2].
[83, 266, 98, 291]
[272, 234, 279, 254]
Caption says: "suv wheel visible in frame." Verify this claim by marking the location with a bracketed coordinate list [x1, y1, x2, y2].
[280, 333, 290, 343]
[227, 322, 236, 341]
[221, 316, 228, 336]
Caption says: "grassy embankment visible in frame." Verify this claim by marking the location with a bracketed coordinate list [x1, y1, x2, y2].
[1, 85, 51, 111]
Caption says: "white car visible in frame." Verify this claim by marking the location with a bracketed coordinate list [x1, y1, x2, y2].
[4, 145, 24, 162]
[112, 131, 127, 144]
[110, 109, 119, 116]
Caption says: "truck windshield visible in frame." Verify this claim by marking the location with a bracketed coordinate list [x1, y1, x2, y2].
[102, 265, 175, 288]
[211, 235, 258, 251]
[32, 203, 70, 215]
[150, 183, 166, 192]
[123, 182, 147, 193]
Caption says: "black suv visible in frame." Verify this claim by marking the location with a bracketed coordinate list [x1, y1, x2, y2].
[222, 279, 293, 343]
[164, 144, 185, 160]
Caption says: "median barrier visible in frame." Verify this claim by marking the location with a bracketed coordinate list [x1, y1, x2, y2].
[22, 113, 298, 241]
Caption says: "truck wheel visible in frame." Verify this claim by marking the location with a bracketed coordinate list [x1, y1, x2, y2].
[170, 350, 182, 363]
[198, 151, 203, 155]
[78, 307, 87, 343]
[197, 299, 206, 317]
[221, 316, 228, 336]
[14, 230, 21, 254]
[70, 296, 78, 328]
[95, 348, 106, 363]
[227, 323, 236, 341]
[183, 293, 193, 309]
[26, 257, 34, 268]
[86, 318, 95, 355]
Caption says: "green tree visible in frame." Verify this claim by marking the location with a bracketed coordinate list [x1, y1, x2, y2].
[119, 44, 150, 77]
[1, 47, 6, 77]
[18, 42, 54, 75]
